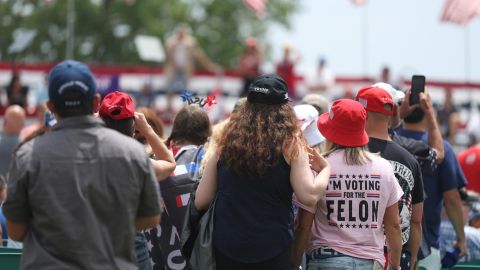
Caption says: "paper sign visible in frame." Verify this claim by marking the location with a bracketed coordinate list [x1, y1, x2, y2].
[134, 35, 165, 62]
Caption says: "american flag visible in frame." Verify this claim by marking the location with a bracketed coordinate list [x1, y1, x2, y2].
[243, 0, 268, 18]
[441, 0, 480, 26]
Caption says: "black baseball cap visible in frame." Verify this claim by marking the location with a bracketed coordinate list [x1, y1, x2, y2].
[48, 60, 97, 108]
[247, 74, 289, 105]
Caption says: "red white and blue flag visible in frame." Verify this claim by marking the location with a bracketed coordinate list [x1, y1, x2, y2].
[175, 193, 190, 208]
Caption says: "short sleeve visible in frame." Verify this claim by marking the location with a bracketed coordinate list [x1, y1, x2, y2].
[386, 167, 404, 207]
[411, 160, 425, 204]
[438, 142, 461, 193]
[137, 156, 163, 217]
[393, 134, 437, 175]
[452, 153, 468, 188]
[2, 144, 32, 223]
[292, 194, 317, 214]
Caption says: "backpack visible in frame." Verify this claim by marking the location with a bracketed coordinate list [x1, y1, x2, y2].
[145, 145, 205, 270]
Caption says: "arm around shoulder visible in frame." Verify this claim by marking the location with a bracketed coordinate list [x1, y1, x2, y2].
[289, 144, 330, 207]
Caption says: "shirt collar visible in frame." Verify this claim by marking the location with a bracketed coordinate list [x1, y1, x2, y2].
[398, 128, 426, 140]
[53, 115, 105, 131]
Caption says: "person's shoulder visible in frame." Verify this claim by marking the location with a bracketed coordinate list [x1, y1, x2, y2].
[165, 35, 176, 45]
[389, 140, 417, 159]
[14, 138, 34, 157]
[368, 153, 390, 168]
[369, 155, 397, 180]
[394, 134, 428, 151]
[442, 140, 458, 163]
[392, 140, 422, 168]
[325, 149, 344, 162]
[443, 140, 456, 154]
[101, 129, 145, 152]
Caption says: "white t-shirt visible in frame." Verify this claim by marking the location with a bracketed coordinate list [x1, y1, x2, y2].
[306, 68, 335, 90]
[174, 42, 188, 68]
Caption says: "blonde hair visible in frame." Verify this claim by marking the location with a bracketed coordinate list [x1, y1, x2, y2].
[323, 139, 371, 166]
[200, 119, 230, 174]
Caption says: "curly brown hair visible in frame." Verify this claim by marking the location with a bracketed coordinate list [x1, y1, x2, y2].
[218, 101, 301, 177]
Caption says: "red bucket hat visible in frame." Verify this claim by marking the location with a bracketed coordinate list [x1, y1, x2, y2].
[99, 91, 135, 120]
[317, 99, 369, 147]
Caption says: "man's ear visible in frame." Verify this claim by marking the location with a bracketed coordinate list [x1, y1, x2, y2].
[46, 100, 57, 115]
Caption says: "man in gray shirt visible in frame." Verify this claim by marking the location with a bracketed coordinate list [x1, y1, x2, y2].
[0, 105, 25, 176]
[2, 60, 162, 270]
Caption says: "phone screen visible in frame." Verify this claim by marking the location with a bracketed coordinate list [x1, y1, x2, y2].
[410, 75, 425, 105]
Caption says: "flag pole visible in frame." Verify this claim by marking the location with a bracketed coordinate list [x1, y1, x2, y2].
[464, 26, 470, 83]
[362, 3, 369, 78]
[66, 0, 75, 59]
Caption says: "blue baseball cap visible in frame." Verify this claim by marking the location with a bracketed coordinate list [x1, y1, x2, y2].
[48, 60, 97, 108]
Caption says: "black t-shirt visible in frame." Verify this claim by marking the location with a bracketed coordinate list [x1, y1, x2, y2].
[390, 130, 437, 175]
[368, 137, 424, 247]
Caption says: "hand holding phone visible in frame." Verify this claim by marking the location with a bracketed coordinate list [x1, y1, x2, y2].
[409, 75, 426, 105]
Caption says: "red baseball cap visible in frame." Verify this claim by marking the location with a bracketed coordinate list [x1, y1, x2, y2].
[317, 99, 369, 147]
[99, 91, 135, 120]
[354, 86, 394, 116]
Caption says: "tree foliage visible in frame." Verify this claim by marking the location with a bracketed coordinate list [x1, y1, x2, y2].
[0, 0, 299, 68]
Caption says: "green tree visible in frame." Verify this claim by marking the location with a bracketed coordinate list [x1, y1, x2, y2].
[0, 0, 299, 68]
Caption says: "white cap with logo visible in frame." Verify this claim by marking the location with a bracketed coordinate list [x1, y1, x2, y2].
[372, 82, 405, 104]
[294, 104, 325, 147]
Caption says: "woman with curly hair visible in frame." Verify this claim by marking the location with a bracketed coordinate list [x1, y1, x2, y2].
[195, 74, 330, 270]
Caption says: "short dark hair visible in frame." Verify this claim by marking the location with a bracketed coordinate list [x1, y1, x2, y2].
[404, 107, 425, 124]
[167, 105, 211, 146]
[102, 116, 135, 137]
[54, 96, 95, 118]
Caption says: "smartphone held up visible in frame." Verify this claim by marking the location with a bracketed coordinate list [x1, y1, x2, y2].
[409, 75, 426, 105]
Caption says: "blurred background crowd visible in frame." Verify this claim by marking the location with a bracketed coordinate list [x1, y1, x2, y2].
[1, 0, 480, 269]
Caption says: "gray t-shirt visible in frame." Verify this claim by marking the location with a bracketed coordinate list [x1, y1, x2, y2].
[2, 116, 162, 270]
[0, 132, 19, 176]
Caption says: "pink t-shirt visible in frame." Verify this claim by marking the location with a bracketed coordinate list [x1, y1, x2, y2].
[297, 150, 403, 266]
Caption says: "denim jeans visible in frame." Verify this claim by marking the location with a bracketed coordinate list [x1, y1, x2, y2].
[307, 254, 381, 270]
[307, 248, 383, 270]
[135, 232, 153, 270]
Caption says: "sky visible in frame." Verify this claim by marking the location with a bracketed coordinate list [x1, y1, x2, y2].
[268, 0, 480, 82]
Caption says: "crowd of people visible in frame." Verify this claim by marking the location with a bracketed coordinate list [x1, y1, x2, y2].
[0, 57, 480, 270]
